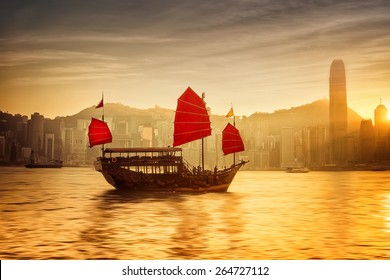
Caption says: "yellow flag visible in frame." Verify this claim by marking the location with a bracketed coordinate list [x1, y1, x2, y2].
[226, 107, 234, 118]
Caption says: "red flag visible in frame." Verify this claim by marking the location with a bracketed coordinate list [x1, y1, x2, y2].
[95, 98, 103, 108]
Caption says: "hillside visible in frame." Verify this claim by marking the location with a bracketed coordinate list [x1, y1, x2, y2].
[61, 99, 363, 135]
[246, 99, 362, 134]
[65, 103, 174, 126]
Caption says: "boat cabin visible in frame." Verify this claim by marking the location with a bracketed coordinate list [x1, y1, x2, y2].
[102, 147, 186, 174]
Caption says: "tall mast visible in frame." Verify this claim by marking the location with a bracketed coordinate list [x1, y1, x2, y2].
[233, 113, 236, 165]
[201, 92, 205, 174]
[101, 91, 105, 156]
[224, 105, 244, 166]
[88, 93, 112, 152]
[230, 105, 236, 165]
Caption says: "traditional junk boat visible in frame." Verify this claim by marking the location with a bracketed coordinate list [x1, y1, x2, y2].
[88, 87, 247, 192]
[285, 166, 309, 173]
[25, 150, 63, 168]
[285, 160, 309, 173]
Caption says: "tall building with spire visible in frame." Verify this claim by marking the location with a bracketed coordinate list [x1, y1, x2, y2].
[374, 100, 388, 133]
[374, 101, 389, 160]
[329, 59, 348, 165]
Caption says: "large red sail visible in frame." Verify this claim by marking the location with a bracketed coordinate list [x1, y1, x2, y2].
[222, 122, 245, 155]
[88, 118, 112, 147]
[173, 87, 212, 147]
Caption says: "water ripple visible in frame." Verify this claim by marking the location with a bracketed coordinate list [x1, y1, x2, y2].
[1, 168, 390, 259]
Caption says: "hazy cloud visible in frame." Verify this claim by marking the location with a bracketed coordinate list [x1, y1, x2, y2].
[1, 0, 390, 118]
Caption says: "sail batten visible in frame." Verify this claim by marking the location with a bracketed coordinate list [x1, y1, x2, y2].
[222, 122, 245, 155]
[174, 128, 212, 136]
[178, 100, 208, 110]
[175, 111, 210, 117]
[88, 118, 112, 147]
[173, 87, 211, 147]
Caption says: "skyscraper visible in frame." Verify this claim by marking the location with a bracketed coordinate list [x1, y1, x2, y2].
[374, 101, 389, 160]
[329, 59, 348, 165]
[359, 119, 375, 163]
[374, 101, 388, 135]
[28, 112, 44, 154]
[280, 127, 294, 167]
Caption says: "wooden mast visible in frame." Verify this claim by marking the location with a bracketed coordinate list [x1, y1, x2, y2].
[201, 92, 205, 174]
[101, 92, 105, 157]
[233, 113, 236, 165]
[222, 108, 244, 162]
[88, 93, 112, 153]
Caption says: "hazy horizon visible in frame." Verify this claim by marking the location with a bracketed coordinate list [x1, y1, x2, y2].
[2, 98, 361, 121]
[1, 0, 390, 119]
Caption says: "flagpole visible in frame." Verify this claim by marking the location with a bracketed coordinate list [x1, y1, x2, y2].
[226, 105, 236, 166]
[102, 91, 104, 121]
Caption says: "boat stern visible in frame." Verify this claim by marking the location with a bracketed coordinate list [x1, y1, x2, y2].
[94, 158, 103, 172]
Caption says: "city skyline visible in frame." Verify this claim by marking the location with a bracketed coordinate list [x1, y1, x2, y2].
[1, 1, 390, 119]
[1, 95, 387, 169]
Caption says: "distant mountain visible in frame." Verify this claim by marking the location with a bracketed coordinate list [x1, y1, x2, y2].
[64, 103, 175, 126]
[246, 99, 363, 134]
[62, 99, 363, 135]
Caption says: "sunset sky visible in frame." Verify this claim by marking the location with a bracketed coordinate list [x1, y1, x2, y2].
[1, 0, 389, 119]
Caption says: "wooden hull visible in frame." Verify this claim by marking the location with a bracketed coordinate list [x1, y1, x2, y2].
[97, 159, 246, 193]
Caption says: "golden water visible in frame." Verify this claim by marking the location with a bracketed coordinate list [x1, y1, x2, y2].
[1, 167, 390, 259]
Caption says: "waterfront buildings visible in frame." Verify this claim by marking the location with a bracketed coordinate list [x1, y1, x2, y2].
[1, 59, 388, 169]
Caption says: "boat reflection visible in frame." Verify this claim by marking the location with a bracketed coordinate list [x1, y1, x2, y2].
[78, 190, 244, 259]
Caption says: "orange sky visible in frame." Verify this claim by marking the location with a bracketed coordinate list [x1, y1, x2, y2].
[1, 0, 390, 119]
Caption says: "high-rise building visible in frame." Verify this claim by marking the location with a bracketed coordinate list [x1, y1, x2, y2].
[0, 136, 5, 158]
[45, 133, 55, 160]
[303, 126, 327, 168]
[360, 119, 375, 163]
[280, 127, 294, 167]
[28, 112, 44, 154]
[329, 59, 348, 165]
[374, 101, 388, 136]
[62, 127, 73, 164]
[374, 102, 389, 160]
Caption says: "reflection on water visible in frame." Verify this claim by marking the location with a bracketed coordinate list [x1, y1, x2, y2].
[1, 167, 390, 259]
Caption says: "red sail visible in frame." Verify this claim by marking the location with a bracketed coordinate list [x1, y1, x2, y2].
[173, 87, 211, 147]
[88, 118, 112, 147]
[222, 122, 245, 155]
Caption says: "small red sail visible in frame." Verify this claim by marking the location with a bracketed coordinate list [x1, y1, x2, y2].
[222, 122, 245, 155]
[88, 118, 112, 147]
[173, 87, 212, 147]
